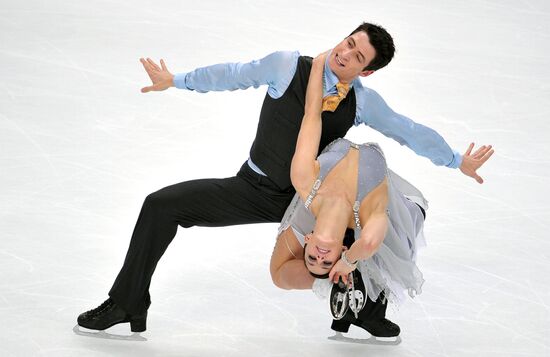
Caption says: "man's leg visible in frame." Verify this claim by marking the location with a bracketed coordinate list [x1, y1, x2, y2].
[78, 163, 293, 330]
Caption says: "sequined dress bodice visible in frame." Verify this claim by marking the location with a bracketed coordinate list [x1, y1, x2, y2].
[303, 138, 388, 237]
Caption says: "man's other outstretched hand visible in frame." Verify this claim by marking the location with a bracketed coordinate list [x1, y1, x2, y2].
[459, 143, 494, 184]
[140, 58, 174, 93]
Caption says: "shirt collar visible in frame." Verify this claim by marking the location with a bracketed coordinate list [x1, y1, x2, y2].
[323, 50, 356, 94]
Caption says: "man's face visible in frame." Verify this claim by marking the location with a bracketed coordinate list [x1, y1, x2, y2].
[328, 31, 376, 83]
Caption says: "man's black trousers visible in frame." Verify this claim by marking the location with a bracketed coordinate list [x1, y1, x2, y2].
[108, 162, 294, 314]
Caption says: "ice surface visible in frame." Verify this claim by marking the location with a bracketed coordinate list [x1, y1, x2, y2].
[1, 0, 549, 356]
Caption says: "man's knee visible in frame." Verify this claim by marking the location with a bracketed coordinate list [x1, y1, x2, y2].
[142, 183, 202, 226]
[143, 187, 175, 212]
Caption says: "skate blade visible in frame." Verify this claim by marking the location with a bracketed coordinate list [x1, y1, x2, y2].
[72, 325, 147, 341]
[328, 332, 402, 345]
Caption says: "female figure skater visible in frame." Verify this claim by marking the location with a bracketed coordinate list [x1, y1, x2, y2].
[270, 52, 430, 323]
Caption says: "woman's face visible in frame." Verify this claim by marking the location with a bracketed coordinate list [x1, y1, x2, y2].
[303, 233, 343, 276]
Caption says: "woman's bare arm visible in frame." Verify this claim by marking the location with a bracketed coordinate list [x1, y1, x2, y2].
[290, 53, 326, 194]
[329, 179, 389, 283]
[270, 228, 314, 290]
[349, 179, 389, 261]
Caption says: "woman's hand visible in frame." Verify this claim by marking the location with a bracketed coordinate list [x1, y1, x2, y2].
[304, 51, 328, 116]
[328, 258, 355, 284]
[312, 51, 329, 68]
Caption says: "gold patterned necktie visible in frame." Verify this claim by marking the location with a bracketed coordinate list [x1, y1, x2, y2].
[322, 82, 350, 112]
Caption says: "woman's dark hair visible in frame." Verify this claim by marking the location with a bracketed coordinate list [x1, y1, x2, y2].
[349, 22, 395, 71]
[303, 243, 330, 279]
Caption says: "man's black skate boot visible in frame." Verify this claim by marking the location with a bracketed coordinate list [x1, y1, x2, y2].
[330, 270, 399, 338]
[77, 298, 147, 332]
[331, 312, 400, 337]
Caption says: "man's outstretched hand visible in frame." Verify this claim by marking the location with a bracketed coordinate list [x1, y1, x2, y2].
[140, 58, 174, 93]
[459, 143, 494, 184]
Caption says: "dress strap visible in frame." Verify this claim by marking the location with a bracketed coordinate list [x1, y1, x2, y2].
[304, 178, 322, 209]
[353, 143, 363, 231]
[353, 200, 362, 240]
[352, 200, 362, 229]
[352, 142, 390, 242]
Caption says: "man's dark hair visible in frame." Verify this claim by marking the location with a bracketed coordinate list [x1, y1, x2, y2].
[303, 243, 330, 279]
[349, 22, 395, 71]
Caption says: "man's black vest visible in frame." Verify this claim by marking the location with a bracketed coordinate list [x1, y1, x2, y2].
[249, 56, 357, 191]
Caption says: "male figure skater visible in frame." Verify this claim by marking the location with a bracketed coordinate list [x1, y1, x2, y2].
[77, 22, 493, 337]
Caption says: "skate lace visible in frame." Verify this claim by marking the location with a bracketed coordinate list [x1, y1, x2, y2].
[85, 298, 113, 316]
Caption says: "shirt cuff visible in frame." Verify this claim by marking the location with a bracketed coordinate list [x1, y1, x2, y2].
[173, 72, 191, 90]
[446, 150, 463, 169]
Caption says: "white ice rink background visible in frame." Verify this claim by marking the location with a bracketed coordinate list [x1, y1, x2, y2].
[1, 0, 549, 356]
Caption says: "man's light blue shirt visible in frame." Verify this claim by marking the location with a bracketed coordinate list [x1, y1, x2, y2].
[173, 51, 462, 174]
